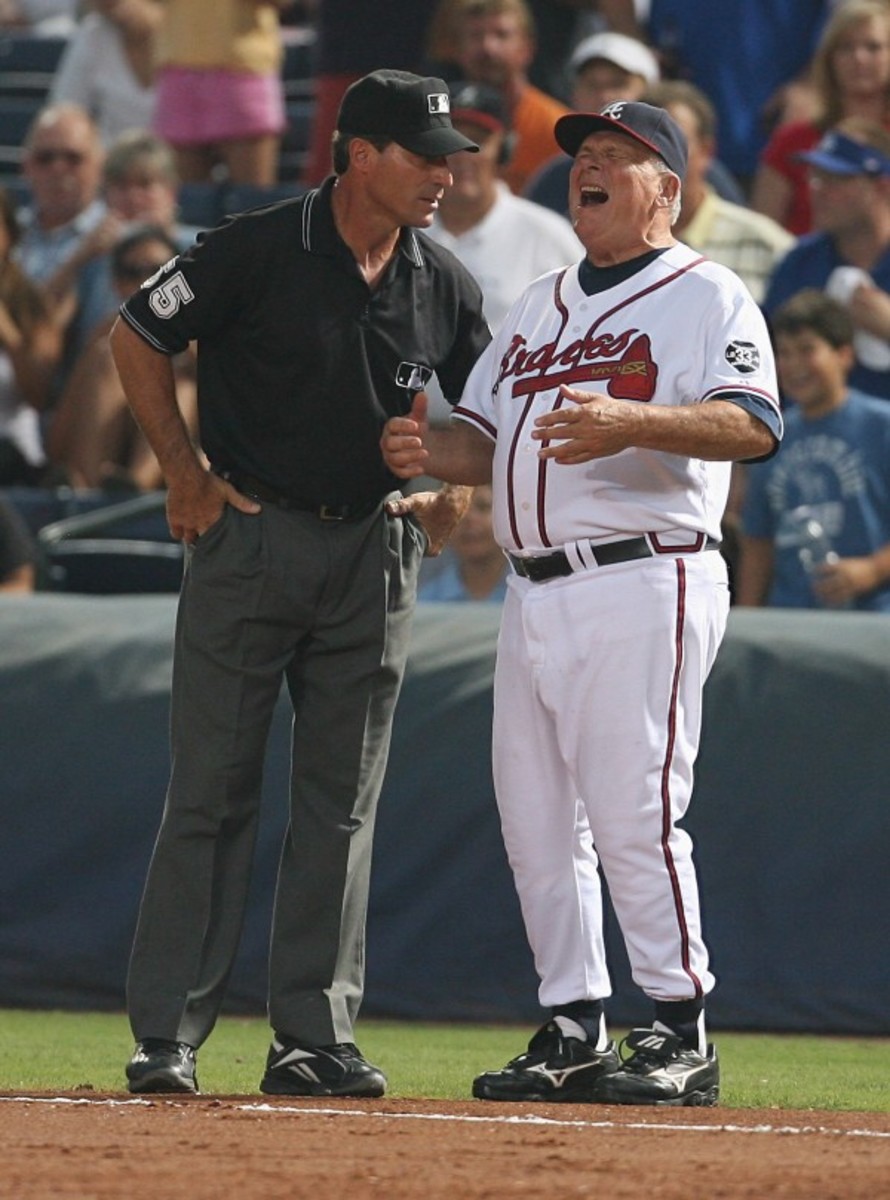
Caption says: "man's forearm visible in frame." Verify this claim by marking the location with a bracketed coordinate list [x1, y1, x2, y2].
[109, 317, 202, 485]
[634, 401, 777, 462]
[424, 421, 494, 484]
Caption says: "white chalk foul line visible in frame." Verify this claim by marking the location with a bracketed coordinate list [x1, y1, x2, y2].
[1, 1095, 889, 1140]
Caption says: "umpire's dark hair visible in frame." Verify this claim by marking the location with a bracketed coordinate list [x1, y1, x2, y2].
[771, 288, 855, 349]
[331, 131, 392, 175]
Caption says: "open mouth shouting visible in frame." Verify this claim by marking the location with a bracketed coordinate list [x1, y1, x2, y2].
[579, 184, 608, 207]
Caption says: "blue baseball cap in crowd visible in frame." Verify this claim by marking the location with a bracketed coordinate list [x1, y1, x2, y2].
[795, 130, 890, 177]
[555, 100, 687, 179]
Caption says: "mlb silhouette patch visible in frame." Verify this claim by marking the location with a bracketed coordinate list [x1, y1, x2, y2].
[725, 341, 760, 374]
[396, 361, 433, 390]
[428, 94, 450, 114]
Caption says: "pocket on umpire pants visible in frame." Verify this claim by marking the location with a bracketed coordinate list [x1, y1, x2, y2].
[383, 505, 425, 614]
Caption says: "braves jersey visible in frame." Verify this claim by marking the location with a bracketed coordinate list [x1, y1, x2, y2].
[453, 242, 781, 554]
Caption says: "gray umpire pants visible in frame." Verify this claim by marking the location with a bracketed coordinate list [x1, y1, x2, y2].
[127, 497, 425, 1049]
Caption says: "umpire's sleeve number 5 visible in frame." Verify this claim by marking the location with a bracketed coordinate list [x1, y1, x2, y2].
[148, 271, 195, 319]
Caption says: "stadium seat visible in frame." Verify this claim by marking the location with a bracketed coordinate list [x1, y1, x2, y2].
[176, 181, 225, 230]
[0, 96, 43, 179]
[0, 35, 67, 99]
[41, 538, 184, 594]
[35, 491, 183, 593]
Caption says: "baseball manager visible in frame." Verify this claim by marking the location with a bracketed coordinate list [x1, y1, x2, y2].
[383, 101, 783, 1106]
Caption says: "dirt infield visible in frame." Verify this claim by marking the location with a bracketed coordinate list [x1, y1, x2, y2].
[2, 1094, 889, 1199]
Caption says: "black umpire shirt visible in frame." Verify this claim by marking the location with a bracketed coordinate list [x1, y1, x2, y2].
[118, 177, 491, 509]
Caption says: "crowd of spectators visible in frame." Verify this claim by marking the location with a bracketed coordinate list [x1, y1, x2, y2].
[1, 0, 889, 609]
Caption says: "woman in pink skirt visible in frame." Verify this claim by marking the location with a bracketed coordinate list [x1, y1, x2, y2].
[152, 0, 289, 186]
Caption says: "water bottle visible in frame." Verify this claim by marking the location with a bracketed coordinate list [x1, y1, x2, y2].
[796, 512, 838, 577]
[792, 507, 850, 609]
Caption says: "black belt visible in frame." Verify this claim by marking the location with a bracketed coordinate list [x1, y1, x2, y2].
[225, 473, 382, 522]
[509, 534, 720, 583]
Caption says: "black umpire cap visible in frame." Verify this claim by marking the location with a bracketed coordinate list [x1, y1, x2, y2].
[337, 70, 480, 157]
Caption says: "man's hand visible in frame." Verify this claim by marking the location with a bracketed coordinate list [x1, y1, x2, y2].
[532, 385, 642, 463]
[166, 469, 260, 545]
[381, 391, 430, 478]
[386, 483, 473, 557]
[848, 282, 890, 342]
[813, 556, 881, 607]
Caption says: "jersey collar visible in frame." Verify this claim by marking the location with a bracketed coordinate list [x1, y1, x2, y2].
[303, 176, 425, 268]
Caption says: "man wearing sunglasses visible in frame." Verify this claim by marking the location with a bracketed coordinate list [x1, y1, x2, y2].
[14, 103, 106, 292]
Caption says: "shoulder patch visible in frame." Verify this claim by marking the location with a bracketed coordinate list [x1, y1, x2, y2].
[725, 340, 760, 374]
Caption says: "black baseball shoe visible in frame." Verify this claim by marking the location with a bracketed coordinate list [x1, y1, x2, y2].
[472, 1020, 620, 1102]
[126, 1039, 198, 1094]
[594, 1027, 719, 1107]
[259, 1036, 387, 1097]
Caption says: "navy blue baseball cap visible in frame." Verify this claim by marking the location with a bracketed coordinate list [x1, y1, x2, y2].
[555, 100, 687, 180]
[795, 130, 890, 177]
[337, 70, 479, 157]
[448, 81, 511, 133]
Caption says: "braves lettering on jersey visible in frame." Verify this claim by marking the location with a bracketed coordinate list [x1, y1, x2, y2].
[453, 243, 781, 553]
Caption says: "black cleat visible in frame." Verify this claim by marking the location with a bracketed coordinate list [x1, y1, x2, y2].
[594, 1027, 719, 1107]
[126, 1039, 198, 1094]
[472, 1020, 620, 1102]
[259, 1036, 387, 1097]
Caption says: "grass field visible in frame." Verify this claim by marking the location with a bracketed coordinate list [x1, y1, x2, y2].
[1, 1009, 888, 1112]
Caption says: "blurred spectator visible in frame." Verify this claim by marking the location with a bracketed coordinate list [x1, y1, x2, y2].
[763, 117, 890, 403]
[423, 80, 579, 422]
[432, 0, 570, 194]
[644, 81, 794, 304]
[523, 32, 748, 218]
[0, 0, 77, 35]
[48, 130, 201, 359]
[615, 0, 833, 188]
[427, 81, 579, 331]
[751, 1, 890, 237]
[0, 494, 37, 592]
[13, 104, 107, 290]
[300, 0, 434, 185]
[737, 289, 890, 612]
[523, 30, 659, 214]
[419, 485, 507, 601]
[568, 29, 660, 112]
[152, 0, 289, 185]
[0, 188, 62, 485]
[513, 1, 640, 102]
[48, 0, 164, 147]
[46, 223, 198, 491]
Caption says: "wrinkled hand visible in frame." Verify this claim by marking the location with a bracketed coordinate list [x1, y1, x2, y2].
[812, 556, 879, 607]
[386, 485, 471, 557]
[532, 385, 642, 463]
[166, 469, 260, 545]
[381, 391, 430, 478]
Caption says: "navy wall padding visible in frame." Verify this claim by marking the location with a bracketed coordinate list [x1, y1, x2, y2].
[1, 596, 888, 1033]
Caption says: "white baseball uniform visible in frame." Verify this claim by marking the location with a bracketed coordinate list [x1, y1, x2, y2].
[453, 243, 781, 1008]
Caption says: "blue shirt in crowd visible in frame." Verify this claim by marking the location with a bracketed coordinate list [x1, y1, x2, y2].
[742, 390, 890, 612]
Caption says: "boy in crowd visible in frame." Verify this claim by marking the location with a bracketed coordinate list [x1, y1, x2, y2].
[737, 289, 890, 611]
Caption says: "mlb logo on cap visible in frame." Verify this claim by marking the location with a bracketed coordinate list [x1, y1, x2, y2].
[428, 93, 450, 114]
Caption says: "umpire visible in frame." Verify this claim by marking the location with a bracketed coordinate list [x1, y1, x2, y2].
[110, 69, 490, 1097]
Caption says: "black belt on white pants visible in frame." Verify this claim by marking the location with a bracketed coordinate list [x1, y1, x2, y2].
[508, 533, 720, 583]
